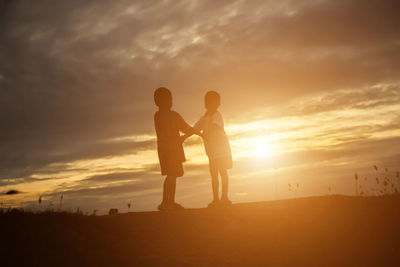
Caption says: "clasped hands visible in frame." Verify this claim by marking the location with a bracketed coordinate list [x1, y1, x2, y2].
[180, 130, 203, 143]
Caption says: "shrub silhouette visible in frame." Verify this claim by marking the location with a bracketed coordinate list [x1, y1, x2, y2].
[5, 190, 20, 195]
[109, 208, 119, 215]
[354, 173, 359, 195]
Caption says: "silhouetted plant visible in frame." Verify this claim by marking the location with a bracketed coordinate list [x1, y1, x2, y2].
[109, 208, 119, 215]
[274, 177, 278, 200]
[76, 207, 83, 215]
[354, 173, 358, 195]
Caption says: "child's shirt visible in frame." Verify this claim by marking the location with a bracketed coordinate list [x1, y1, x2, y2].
[194, 111, 232, 159]
[154, 110, 193, 163]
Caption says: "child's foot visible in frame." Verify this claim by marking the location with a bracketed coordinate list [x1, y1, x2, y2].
[220, 197, 232, 206]
[207, 200, 220, 208]
[158, 202, 172, 211]
[157, 203, 165, 211]
[172, 202, 184, 210]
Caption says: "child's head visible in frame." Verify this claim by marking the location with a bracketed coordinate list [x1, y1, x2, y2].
[205, 91, 220, 112]
[154, 87, 172, 110]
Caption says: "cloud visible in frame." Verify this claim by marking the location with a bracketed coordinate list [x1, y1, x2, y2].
[289, 83, 400, 117]
[0, 136, 155, 180]
[4, 189, 22, 195]
[81, 171, 147, 183]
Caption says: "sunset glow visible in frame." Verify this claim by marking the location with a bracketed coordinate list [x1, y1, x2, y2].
[2, 83, 398, 213]
[1, 0, 399, 214]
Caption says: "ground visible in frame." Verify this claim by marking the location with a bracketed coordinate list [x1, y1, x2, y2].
[1, 195, 400, 266]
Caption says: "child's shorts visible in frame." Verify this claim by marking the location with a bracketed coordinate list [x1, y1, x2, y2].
[209, 156, 233, 170]
[158, 151, 184, 177]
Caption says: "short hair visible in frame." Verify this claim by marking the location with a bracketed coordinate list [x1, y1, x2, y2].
[205, 90, 220, 106]
[154, 87, 172, 107]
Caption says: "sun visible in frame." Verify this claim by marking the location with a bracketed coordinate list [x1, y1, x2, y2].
[246, 136, 276, 159]
[232, 135, 278, 160]
[252, 144, 272, 158]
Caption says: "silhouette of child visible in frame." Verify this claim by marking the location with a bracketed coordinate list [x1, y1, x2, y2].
[153, 87, 198, 211]
[184, 91, 233, 208]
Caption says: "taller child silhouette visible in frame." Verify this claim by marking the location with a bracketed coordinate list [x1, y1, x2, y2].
[153, 87, 199, 210]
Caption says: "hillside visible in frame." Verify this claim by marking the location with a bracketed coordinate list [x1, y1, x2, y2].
[1, 195, 400, 266]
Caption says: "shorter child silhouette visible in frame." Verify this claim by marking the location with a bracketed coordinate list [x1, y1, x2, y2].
[153, 87, 198, 211]
[192, 91, 233, 207]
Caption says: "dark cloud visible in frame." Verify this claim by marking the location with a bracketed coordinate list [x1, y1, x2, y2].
[5, 189, 21, 195]
[0, 176, 54, 187]
[81, 171, 148, 183]
[261, 0, 400, 47]
[0, 137, 155, 180]
[293, 84, 400, 116]
[51, 180, 157, 198]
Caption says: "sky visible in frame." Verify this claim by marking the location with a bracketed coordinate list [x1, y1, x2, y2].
[1, 0, 400, 213]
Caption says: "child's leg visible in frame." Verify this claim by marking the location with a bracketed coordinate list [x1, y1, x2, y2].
[162, 176, 170, 204]
[168, 176, 177, 204]
[209, 163, 219, 201]
[220, 169, 229, 200]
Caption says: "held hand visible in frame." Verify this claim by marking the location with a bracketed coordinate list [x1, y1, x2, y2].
[180, 135, 187, 143]
[194, 129, 202, 137]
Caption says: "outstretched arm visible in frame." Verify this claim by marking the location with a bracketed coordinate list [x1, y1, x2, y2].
[180, 133, 191, 143]
[177, 114, 200, 141]
[180, 129, 203, 142]
[180, 131, 203, 144]
[178, 115, 203, 143]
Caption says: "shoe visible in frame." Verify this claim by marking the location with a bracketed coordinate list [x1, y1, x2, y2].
[158, 203, 165, 211]
[207, 200, 220, 208]
[172, 202, 184, 210]
[158, 203, 172, 211]
[220, 198, 232, 206]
